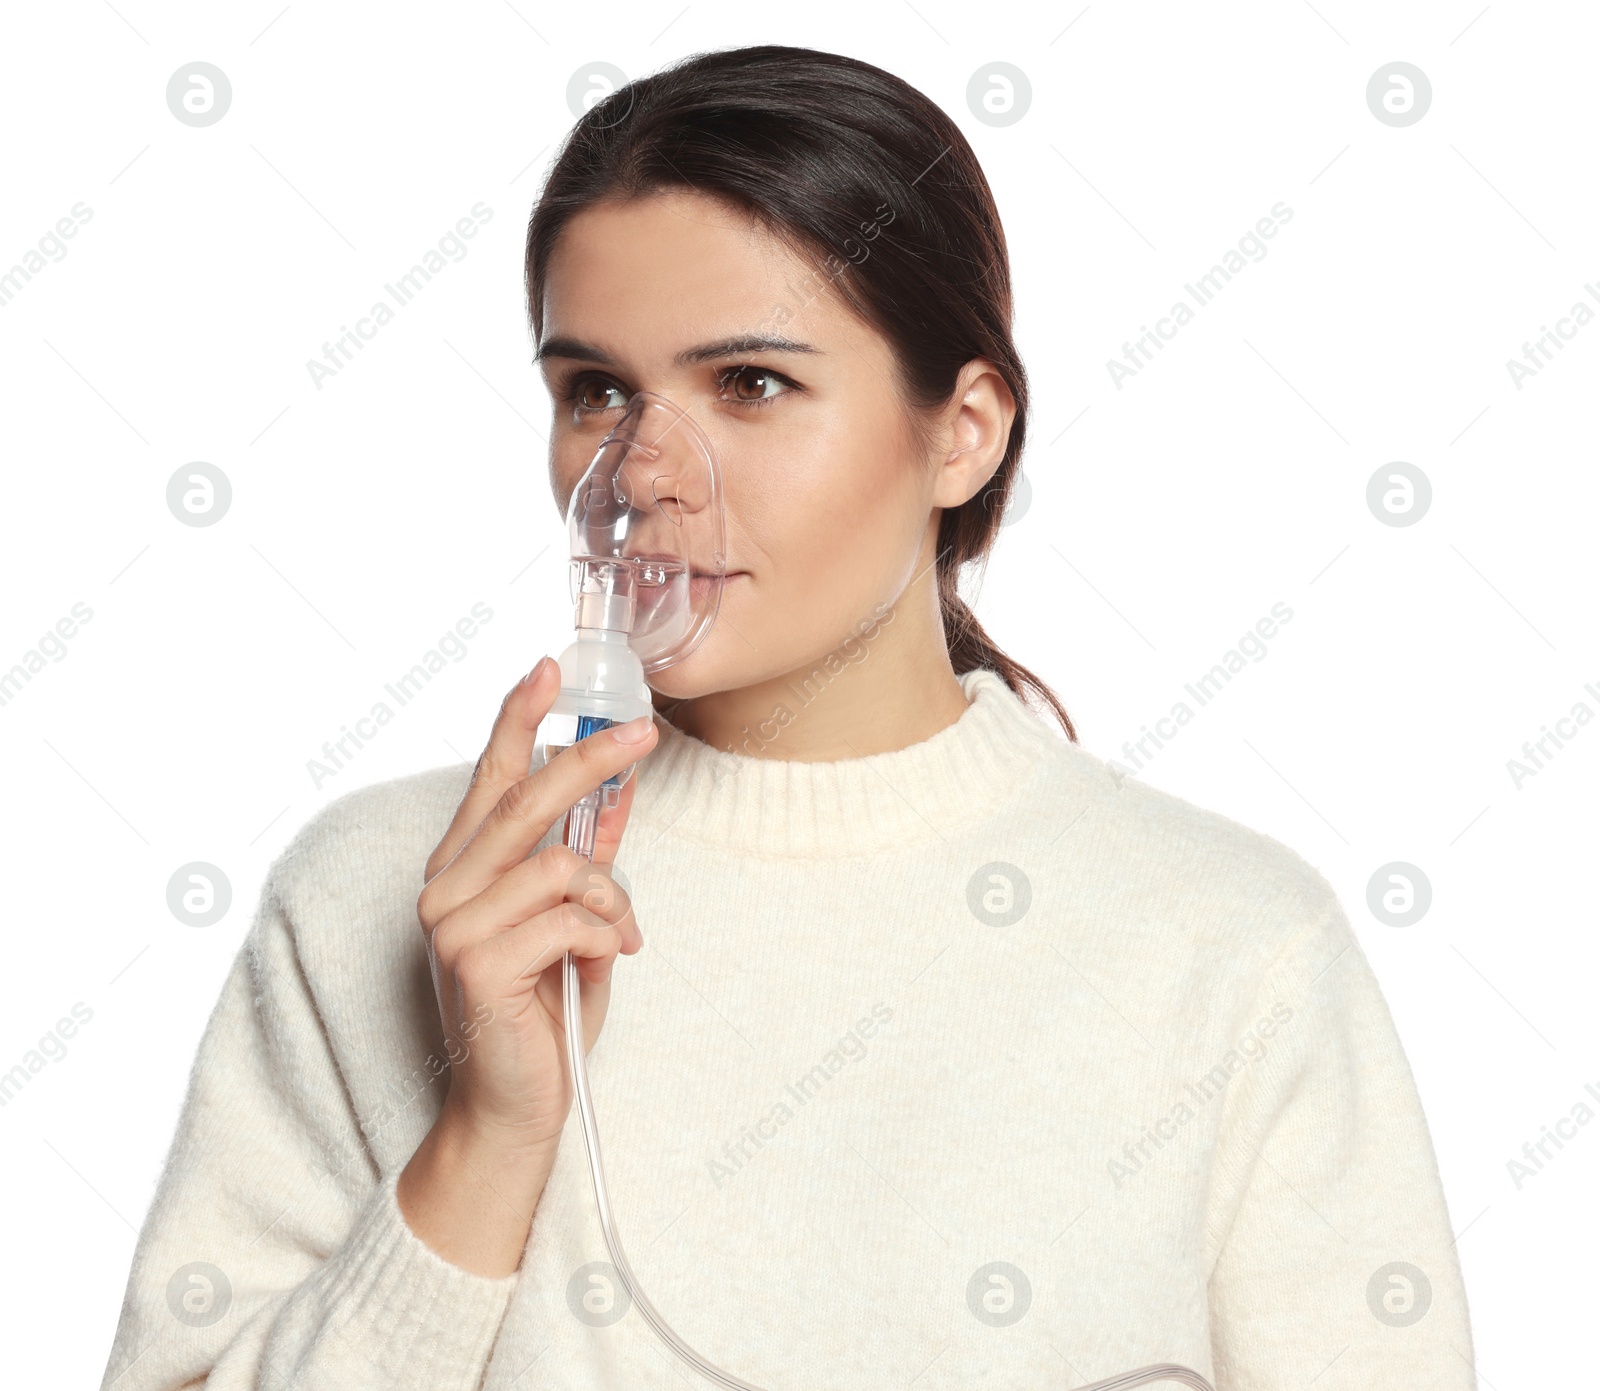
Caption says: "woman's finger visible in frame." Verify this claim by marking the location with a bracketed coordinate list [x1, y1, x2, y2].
[429, 715, 657, 908]
[532, 935, 614, 1058]
[427, 845, 641, 965]
[459, 900, 627, 997]
[590, 761, 641, 870]
[426, 660, 561, 881]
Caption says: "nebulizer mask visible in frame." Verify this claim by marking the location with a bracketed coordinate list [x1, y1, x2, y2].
[538, 390, 726, 848]
[540, 391, 1213, 1391]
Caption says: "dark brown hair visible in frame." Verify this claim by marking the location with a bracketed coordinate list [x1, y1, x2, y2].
[524, 44, 1076, 740]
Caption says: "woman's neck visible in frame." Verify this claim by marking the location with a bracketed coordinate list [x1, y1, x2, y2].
[651, 587, 972, 763]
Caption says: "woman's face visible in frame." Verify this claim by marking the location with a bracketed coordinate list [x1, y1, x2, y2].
[537, 188, 946, 702]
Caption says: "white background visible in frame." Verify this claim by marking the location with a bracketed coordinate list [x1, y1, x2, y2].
[1, 1, 1594, 1385]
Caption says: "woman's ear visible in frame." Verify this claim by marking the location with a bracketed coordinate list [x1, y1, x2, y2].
[931, 358, 1016, 509]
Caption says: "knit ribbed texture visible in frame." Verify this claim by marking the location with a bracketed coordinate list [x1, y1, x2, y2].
[100, 668, 1476, 1390]
[628, 666, 1071, 858]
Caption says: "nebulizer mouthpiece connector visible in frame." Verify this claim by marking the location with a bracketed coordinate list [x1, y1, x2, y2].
[573, 562, 636, 633]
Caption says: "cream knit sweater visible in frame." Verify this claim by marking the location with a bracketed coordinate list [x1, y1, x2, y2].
[99, 668, 1475, 1390]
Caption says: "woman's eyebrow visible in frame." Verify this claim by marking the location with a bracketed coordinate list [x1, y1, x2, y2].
[533, 337, 605, 367]
[535, 334, 821, 367]
[676, 334, 822, 364]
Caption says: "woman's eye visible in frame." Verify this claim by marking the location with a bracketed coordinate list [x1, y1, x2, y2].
[570, 376, 627, 413]
[718, 365, 794, 407]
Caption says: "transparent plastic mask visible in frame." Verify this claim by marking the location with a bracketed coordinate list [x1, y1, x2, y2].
[565, 390, 727, 673]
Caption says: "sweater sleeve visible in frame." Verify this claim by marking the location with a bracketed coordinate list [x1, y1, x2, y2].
[98, 884, 521, 1391]
[1204, 896, 1477, 1389]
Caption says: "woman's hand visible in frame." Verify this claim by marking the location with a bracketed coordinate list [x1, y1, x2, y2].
[397, 656, 657, 1275]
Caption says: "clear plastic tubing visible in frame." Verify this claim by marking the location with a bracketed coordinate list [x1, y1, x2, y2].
[558, 785, 1214, 1391]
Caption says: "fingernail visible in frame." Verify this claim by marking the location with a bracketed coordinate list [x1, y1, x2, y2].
[521, 656, 551, 687]
[612, 715, 655, 744]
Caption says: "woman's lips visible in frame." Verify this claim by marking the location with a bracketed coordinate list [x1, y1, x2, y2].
[689, 571, 745, 599]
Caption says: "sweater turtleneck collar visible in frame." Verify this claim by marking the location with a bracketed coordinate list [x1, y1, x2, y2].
[626, 667, 1072, 859]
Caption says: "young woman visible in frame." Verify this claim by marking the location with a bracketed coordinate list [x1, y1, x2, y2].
[100, 45, 1475, 1391]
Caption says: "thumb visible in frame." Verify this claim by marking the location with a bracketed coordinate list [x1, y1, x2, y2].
[589, 752, 645, 869]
